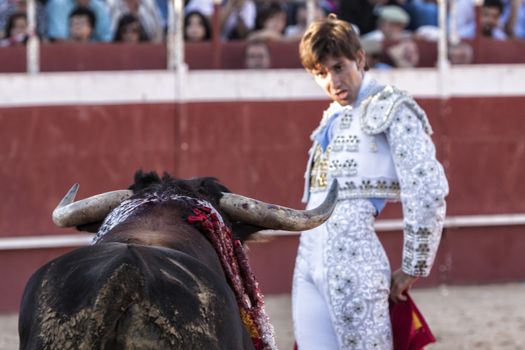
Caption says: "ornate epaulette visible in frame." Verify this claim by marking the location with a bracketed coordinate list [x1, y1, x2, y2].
[359, 85, 433, 135]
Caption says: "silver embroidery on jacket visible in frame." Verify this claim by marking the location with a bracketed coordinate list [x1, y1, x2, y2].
[325, 199, 393, 349]
[385, 101, 448, 277]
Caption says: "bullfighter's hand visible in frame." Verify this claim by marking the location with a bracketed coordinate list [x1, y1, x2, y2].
[390, 268, 418, 303]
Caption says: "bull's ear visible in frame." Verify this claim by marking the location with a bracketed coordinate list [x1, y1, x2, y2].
[231, 222, 266, 242]
[201, 177, 230, 196]
[129, 170, 161, 192]
[75, 221, 102, 233]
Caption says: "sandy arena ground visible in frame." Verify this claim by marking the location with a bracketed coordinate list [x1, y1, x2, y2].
[2, 283, 525, 350]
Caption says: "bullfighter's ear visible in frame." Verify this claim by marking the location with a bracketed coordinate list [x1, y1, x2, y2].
[75, 221, 102, 233]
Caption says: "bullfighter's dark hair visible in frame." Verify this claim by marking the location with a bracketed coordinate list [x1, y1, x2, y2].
[299, 13, 364, 71]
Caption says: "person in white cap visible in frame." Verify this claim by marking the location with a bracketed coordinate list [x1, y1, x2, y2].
[361, 5, 412, 42]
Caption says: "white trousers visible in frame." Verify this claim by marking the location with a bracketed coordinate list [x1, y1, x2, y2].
[292, 198, 393, 350]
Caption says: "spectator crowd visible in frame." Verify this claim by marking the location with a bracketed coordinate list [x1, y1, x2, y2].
[1, 0, 525, 67]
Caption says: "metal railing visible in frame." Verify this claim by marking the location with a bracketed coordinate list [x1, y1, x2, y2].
[26, 0, 39, 74]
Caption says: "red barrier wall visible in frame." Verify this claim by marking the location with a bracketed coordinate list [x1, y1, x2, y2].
[1, 96, 525, 313]
[1, 38, 525, 73]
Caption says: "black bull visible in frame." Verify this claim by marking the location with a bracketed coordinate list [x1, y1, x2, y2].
[19, 171, 337, 350]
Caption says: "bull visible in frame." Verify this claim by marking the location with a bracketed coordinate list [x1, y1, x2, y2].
[19, 171, 337, 350]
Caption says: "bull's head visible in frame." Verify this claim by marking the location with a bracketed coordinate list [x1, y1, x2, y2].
[51, 171, 338, 236]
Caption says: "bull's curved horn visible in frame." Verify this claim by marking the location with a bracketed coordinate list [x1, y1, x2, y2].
[219, 180, 338, 231]
[52, 184, 133, 227]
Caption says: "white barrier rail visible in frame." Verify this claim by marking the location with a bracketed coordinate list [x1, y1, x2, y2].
[1, 214, 525, 250]
[376, 213, 525, 231]
[0, 234, 93, 250]
[265, 213, 525, 236]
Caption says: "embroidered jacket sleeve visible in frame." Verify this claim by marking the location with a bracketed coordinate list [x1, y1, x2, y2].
[361, 88, 448, 277]
[387, 99, 448, 277]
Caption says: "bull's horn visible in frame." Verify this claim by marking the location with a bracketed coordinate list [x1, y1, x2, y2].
[219, 180, 338, 231]
[52, 184, 133, 227]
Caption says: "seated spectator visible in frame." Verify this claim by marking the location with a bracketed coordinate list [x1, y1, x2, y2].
[320, 0, 339, 13]
[361, 5, 412, 41]
[252, 0, 292, 15]
[338, 0, 385, 36]
[481, 0, 507, 38]
[221, 0, 257, 40]
[455, 0, 507, 39]
[244, 38, 271, 69]
[68, 6, 96, 42]
[414, 24, 440, 41]
[254, 0, 283, 6]
[403, 0, 438, 31]
[0, 11, 28, 47]
[0, 0, 47, 39]
[454, 0, 475, 38]
[448, 41, 474, 64]
[0, 0, 11, 38]
[184, 10, 211, 42]
[248, 1, 287, 41]
[185, 0, 257, 40]
[154, 0, 168, 31]
[285, 3, 326, 40]
[45, 0, 112, 41]
[113, 13, 149, 42]
[501, 0, 525, 38]
[361, 36, 393, 70]
[106, 0, 163, 43]
[385, 38, 420, 68]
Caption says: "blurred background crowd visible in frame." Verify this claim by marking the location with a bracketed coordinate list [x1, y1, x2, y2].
[1, 0, 524, 68]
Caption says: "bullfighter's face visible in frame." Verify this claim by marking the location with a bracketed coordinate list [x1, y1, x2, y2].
[310, 52, 366, 106]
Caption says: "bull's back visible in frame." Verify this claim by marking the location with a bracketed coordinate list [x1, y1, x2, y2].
[19, 242, 254, 350]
